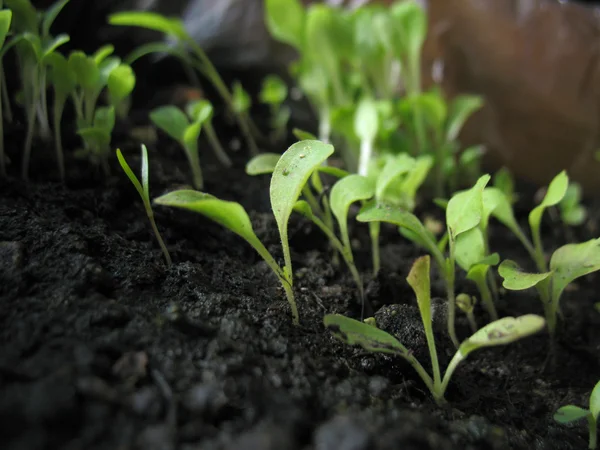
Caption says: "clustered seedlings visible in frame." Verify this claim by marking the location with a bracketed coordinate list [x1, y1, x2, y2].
[324, 255, 545, 405]
[116, 144, 172, 266]
[264, 0, 483, 196]
[108, 10, 260, 155]
[554, 380, 600, 449]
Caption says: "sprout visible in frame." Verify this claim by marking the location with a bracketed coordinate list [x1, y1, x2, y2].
[0, 8, 12, 177]
[554, 380, 600, 449]
[259, 74, 290, 142]
[186, 99, 231, 167]
[107, 63, 136, 119]
[324, 255, 546, 405]
[76, 106, 115, 175]
[116, 145, 172, 266]
[149, 105, 204, 189]
[155, 140, 334, 325]
[108, 11, 259, 154]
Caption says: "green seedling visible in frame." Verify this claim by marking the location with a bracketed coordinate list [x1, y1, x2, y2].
[558, 182, 586, 227]
[358, 175, 491, 347]
[107, 63, 136, 119]
[76, 105, 115, 175]
[324, 254, 546, 405]
[149, 105, 204, 189]
[0, 8, 11, 177]
[259, 74, 290, 142]
[499, 238, 600, 336]
[456, 293, 477, 333]
[116, 145, 171, 266]
[554, 380, 600, 449]
[155, 140, 334, 325]
[186, 99, 231, 167]
[7, 0, 71, 179]
[108, 11, 259, 154]
[355, 97, 379, 177]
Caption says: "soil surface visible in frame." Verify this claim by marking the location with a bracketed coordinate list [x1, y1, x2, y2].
[1, 78, 600, 450]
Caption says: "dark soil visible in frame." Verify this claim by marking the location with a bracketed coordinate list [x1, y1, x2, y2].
[1, 82, 600, 450]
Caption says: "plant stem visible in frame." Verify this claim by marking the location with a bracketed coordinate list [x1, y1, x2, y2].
[204, 122, 231, 167]
[148, 210, 172, 266]
[184, 145, 203, 190]
[440, 351, 464, 398]
[404, 352, 441, 405]
[587, 414, 596, 450]
[0, 77, 4, 178]
[358, 138, 373, 177]
[475, 276, 498, 321]
[369, 222, 380, 275]
[0, 67, 11, 123]
[22, 101, 37, 181]
[53, 97, 66, 182]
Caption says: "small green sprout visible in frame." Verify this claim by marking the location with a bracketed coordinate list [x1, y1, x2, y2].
[558, 182, 587, 227]
[108, 11, 259, 154]
[456, 293, 477, 333]
[554, 380, 600, 449]
[116, 145, 172, 266]
[259, 74, 290, 142]
[155, 140, 334, 325]
[107, 63, 136, 119]
[498, 238, 600, 336]
[149, 104, 204, 189]
[186, 99, 231, 167]
[355, 96, 379, 177]
[76, 106, 115, 175]
[324, 255, 546, 406]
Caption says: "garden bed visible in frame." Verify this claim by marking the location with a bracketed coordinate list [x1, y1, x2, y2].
[1, 99, 599, 450]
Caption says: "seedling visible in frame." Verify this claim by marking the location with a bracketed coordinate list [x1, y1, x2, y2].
[558, 182, 587, 227]
[149, 104, 205, 189]
[108, 11, 259, 154]
[456, 293, 477, 333]
[324, 255, 546, 405]
[259, 74, 290, 142]
[498, 238, 600, 336]
[358, 175, 491, 347]
[0, 8, 11, 177]
[107, 63, 136, 119]
[116, 145, 172, 266]
[76, 106, 115, 175]
[155, 140, 334, 325]
[186, 99, 231, 168]
[554, 380, 600, 449]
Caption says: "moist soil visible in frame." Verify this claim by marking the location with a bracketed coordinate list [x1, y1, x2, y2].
[1, 80, 600, 450]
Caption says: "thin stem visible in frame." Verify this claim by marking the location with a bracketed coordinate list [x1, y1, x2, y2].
[403, 352, 440, 405]
[587, 414, 596, 450]
[423, 316, 442, 394]
[22, 100, 37, 181]
[440, 351, 464, 396]
[475, 275, 499, 321]
[204, 122, 232, 167]
[53, 97, 66, 182]
[184, 144, 203, 190]
[358, 138, 373, 177]
[445, 251, 460, 348]
[369, 221, 380, 276]
[148, 210, 172, 266]
[1, 67, 11, 123]
[0, 78, 4, 177]
[466, 311, 477, 333]
[282, 278, 299, 326]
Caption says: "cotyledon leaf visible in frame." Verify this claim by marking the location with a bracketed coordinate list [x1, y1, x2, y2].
[549, 238, 600, 303]
[498, 260, 552, 290]
[330, 174, 375, 247]
[324, 314, 409, 356]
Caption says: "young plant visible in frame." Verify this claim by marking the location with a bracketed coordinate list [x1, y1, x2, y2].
[554, 380, 600, 449]
[558, 182, 587, 227]
[0, 8, 11, 177]
[154, 140, 334, 325]
[324, 255, 546, 406]
[107, 63, 136, 119]
[259, 74, 290, 142]
[7, 0, 71, 179]
[358, 174, 491, 347]
[456, 293, 477, 333]
[149, 104, 204, 189]
[76, 106, 115, 175]
[116, 145, 172, 266]
[498, 238, 600, 336]
[108, 11, 259, 154]
[186, 99, 231, 167]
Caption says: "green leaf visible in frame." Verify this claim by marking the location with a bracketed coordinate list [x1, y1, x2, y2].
[41, 32, 69, 59]
[292, 199, 314, 219]
[260, 74, 288, 106]
[357, 202, 442, 264]
[270, 140, 334, 244]
[68, 51, 99, 90]
[454, 227, 486, 271]
[498, 260, 552, 290]
[5, 0, 37, 33]
[92, 44, 114, 65]
[108, 11, 188, 40]
[590, 380, 600, 421]
[354, 97, 379, 143]
[154, 189, 275, 265]
[375, 153, 415, 201]
[182, 121, 201, 149]
[41, 0, 69, 37]
[323, 314, 409, 356]
[186, 99, 213, 124]
[232, 81, 251, 114]
[446, 95, 484, 142]
[107, 64, 136, 105]
[46, 51, 76, 98]
[246, 153, 281, 176]
[0, 10, 12, 49]
[292, 128, 317, 141]
[93, 106, 115, 132]
[459, 315, 546, 357]
[553, 406, 590, 424]
[149, 105, 189, 143]
[330, 174, 375, 246]
[390, 0, 427, 63]
[400, 154, 433, 205]
[77, 127, 110, 149]
[528, 171, 569, 235]
[264, 0, 305, 50]
[116, 148, 145, 201]
[550, 238, 600, 303]
[446, 174, 491, 239]
[483, 187, 521, 233]
[406, 255, 432, 331]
